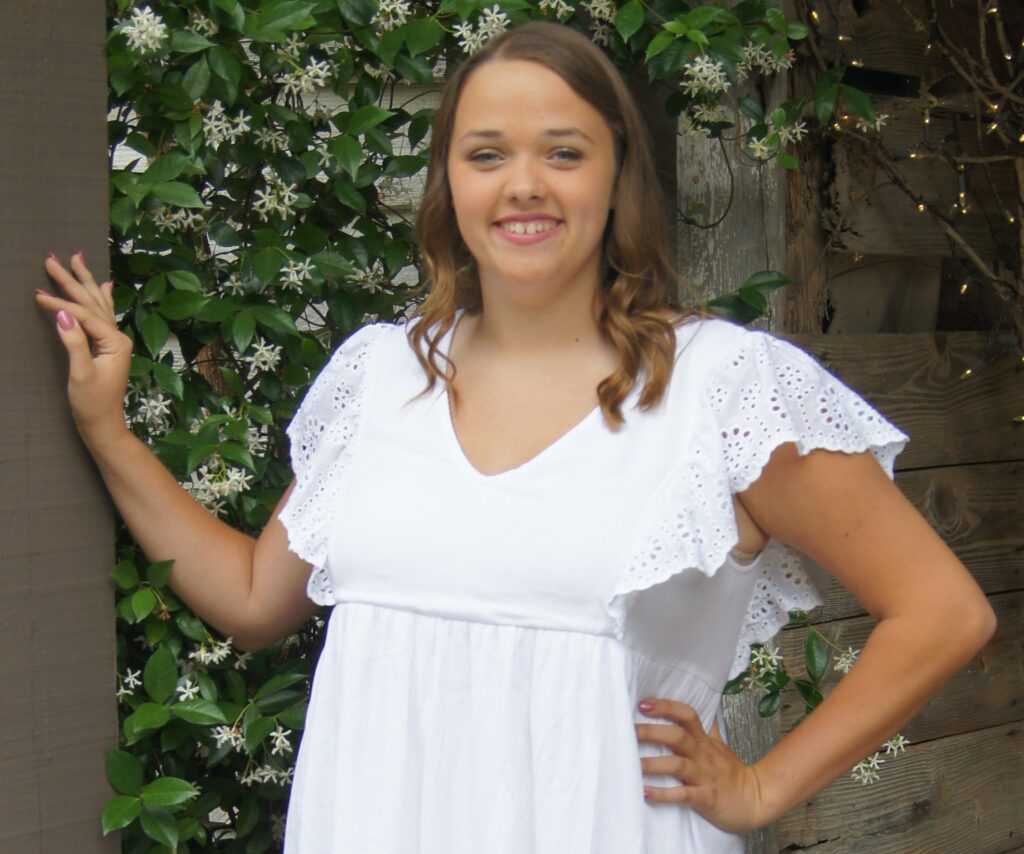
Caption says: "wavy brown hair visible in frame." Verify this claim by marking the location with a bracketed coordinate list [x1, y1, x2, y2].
[408, 21, 694, 426]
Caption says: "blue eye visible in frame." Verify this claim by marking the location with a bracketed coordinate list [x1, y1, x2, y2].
[552, 148, 582, 162]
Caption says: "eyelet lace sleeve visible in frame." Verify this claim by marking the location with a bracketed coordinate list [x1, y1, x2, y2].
[277, 324, 387, 605]
[609, 323, 909, 681]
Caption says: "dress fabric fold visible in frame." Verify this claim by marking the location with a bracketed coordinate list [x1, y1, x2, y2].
[277, 316, 909, 853]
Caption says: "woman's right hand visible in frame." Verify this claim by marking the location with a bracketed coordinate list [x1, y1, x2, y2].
[36, 252, 134, 441]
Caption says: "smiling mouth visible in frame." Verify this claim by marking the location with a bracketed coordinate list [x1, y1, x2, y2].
[497, 220, 560, 235]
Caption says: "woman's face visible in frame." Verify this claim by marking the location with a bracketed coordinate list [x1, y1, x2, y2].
[446, 59, 618, 312]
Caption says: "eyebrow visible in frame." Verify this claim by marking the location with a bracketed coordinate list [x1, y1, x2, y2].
[457, 127, 595, 144]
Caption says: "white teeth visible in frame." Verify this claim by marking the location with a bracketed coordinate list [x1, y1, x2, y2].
[500, 220, 557, 235]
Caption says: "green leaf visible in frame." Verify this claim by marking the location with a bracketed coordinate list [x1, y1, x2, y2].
[765, 7, 786, 32]
[141, 152, 190, 185]
[171, 30, 215, 54]
[722, 671, 749, 695]
[171, 698, 230, 725]
[331, 134, 364, 178]
[686, 28, 709, 47]
[218, 441, 256, 471]
[249, 1, 316, 41]
[131, 588, 158, 622]
[741, 269, 791, 291]
[144, 617, 169, 647]
[615, 0, 645, 41]
[141, 777, 200, 807]
[152, 361, 185, 400]
[186, 443, 218, 474]
[805, 630, 830, 683]
[405, 18, 443, 56]
[738, 96, 764, 121]
[383, 154, 425, 178]
[175, 611, 207, 642]
[106, 749, 144, 796]
[140, 311, 169, 357]
[645, 30, 676, 61]
[839, 84, 875, 121]
[252, 248, 286, 286]
[147, 559, 174, 588]
[757, 691, 781, 717]
[102, 795, 141, 834]
[207, 46, 243, 104]
[151, 181, 204, 208]
[110, 560, 140, 591]
[144, 647, 179, 704]
[254, 672, 308, 700]
[786, 20, 810, 40]
[278, 702, 308, 729]
[139, 805, 178, 850]
[167, 270, 203, 292]
[778, 152, 798, 169]
[230, 309, 257, 354]
[243, 715, 277, 752]
[250, 304, 299, 336]
[348, 105, 396, 135]
[159, 289, 208, 320]
[795, 679, 824, 709]
[182, 55, 212, 100]
[123, 703, 172, 745]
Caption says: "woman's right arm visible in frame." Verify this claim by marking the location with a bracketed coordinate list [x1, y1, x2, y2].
[37, 253, 317, 650]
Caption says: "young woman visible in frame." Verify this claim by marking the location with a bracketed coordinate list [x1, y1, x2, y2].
[37, 21, 994, 854]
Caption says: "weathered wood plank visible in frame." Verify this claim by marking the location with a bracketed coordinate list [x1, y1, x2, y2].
[778, 591, 1023, 744]
[786, 331, 1024, 469]
[813, 460, 1024, 621]
[829, 137, 999, 258]
[825, 254, 941, 333]
[775, 721, 1023, 853]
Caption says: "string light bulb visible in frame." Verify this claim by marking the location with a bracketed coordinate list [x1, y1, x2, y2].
[917, 202, 926, 212]
[961, 368, 973, 378]
[851, 59, 864, 67]
[810, 9, 820, 23]
[960, 282, 969, 294]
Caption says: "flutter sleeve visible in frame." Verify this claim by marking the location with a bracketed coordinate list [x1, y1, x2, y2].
[608, 321, 910, 683]
[710, 328, 910, 677]
[277, 323, 387, 605]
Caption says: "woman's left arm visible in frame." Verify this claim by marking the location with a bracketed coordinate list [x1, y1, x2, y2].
[741, 442, 995, 822]
[638, 442, 997, 831]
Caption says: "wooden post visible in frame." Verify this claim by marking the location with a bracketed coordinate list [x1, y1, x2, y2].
[0, 2, 118, 851]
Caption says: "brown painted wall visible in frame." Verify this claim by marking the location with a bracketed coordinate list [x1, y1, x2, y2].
[0, 2, 118, 851]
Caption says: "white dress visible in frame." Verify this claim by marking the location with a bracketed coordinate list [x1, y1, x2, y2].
[277, 316, 907, 853]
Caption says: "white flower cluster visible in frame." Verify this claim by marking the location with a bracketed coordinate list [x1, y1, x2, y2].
[539, 0, 574, 19]
[833, 645, 859, 674]
[153, 206, 206, 234]
[737, 42, 795, 80]
[183, 456, 254, 514]
[253, 170, 299, 221]
[189, 637, 234, 667]
[747, 136, 773, 160]
[777, 119, 808, 145]
[679, 112, 712, 140]
[348, 260, 390, 294]
[746, 641, 784, 689]
[234, 650, 253, 670]
[682, 55, 731, 97]
[275, 58, 334, 99]
[453, 6, 511, 55]
[238, 764, 295, 787]
[372, 0, 412, 31]
[202, 101, 252, 149]
[253, 126, 291, 153]
[856, 112, 889, 133]
[850, 752, 883, 785]
[884, 733, 909, 755]
[176, 679, 200, 701]
[581, 0, 614, 44]
[116, 667, 143, 701]
[212, 724, 245, 750]
[279, 258, 316, 292]
[131, 391, 173, 433]
[221, 272, 246, 296]
[270, 725, 294, 756]
[243, 336, 284, 379]
[188, 12, 218, 38]
[120, 6, 168, 54]
[278, 33, 305, 63]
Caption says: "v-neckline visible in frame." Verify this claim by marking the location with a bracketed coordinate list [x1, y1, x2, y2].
[439, 312, 603, 480]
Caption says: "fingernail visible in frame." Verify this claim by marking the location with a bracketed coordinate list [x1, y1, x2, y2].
[57, 310, 75, 330]
[638, 699, 655, 713]
[35, 288, 51, 296]
[643, 787, 652, 800]
[77, 250, 85, 262]
[47, 252, 58, 262]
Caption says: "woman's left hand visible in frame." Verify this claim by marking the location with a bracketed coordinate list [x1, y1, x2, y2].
[635, 698, 770, 834]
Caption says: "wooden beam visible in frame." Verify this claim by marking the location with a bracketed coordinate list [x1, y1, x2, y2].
[775, 721, 1023, 852]
[0, 2, 118, 852]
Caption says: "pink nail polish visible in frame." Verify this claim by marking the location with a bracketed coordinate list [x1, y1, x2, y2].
[35, 288, 50, 296]
[638, 699, 655, 713]
[57, 310, 75, 330]
[643, 787, 652, 800]
[47, 252, 58, 262]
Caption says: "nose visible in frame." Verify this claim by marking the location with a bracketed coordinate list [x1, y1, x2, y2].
[503, 156, 547, 202]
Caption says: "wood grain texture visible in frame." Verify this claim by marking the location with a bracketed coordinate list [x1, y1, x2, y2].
[777, 591, 1023, 744]
[0, 1, 118, 852]
[825, 254, 941, 334]
[786, 331, 1024, 470]
[775, 721, 1022, 853]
